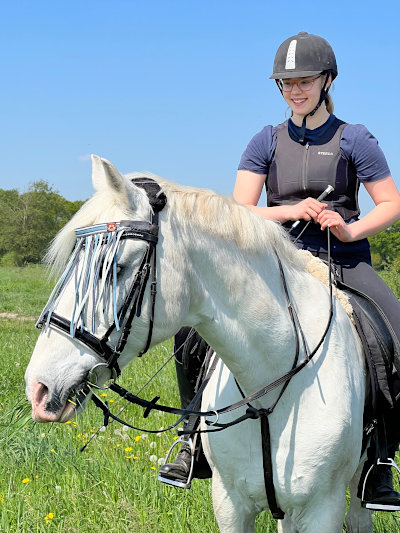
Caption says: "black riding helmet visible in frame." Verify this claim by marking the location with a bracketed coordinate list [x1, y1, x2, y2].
[270, 32, 338, 143]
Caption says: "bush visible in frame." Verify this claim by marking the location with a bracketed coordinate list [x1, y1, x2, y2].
[379, 269, 400, 299]
[0, 251, 24, 267]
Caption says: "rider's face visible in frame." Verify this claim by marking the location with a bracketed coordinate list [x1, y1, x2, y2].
[281, 74, 327, 118]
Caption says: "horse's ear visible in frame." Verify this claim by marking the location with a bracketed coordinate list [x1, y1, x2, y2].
[91, 154, 123, 193]
[91, 155, 135, 208]
[91, 154, 106, 192]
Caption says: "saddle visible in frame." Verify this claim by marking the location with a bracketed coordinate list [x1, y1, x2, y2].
[342, 286, 400, 409]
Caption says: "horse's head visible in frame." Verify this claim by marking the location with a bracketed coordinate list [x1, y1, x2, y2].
[25, 156, 186, 423]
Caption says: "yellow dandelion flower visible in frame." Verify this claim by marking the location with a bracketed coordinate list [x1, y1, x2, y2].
[0, 493, 5, 504]
[125, 456, 131, 460]
[22, 478, 30, 484]
[109, 399, 114, 403]
[48, 513, 54, 519]
[133, 456, 140, 460]
[151, 466, 156, 470]
[50, 449, 55, 453]
[101, 393, 107, 398]
[124, 447, 133, 452]
[134, 435, 141, 442]
[66, 420, 72, 425]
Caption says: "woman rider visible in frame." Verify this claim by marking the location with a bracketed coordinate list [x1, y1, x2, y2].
[159, 32, 400, 511]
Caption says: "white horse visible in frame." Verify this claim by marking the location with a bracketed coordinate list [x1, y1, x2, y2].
[25, 156, 373, 533]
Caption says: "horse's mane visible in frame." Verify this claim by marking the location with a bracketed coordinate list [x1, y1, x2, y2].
[154, 175, 304, 269]
[45, 171, 306, 275]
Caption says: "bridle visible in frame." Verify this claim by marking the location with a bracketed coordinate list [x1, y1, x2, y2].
[36, 178, 167, 377]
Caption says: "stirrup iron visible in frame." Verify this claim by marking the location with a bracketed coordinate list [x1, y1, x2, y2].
[361, 457, 400, 512]
[157, 436, 195, 490]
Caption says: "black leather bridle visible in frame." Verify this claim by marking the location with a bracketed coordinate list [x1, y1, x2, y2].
[36, 178, 167, 377]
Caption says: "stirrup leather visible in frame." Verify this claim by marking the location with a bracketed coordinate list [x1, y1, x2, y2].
[157, 436, 195, 489]
[361, 458, 400, 511]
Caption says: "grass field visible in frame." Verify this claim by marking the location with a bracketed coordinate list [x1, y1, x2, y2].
[1, 265, 400, 532]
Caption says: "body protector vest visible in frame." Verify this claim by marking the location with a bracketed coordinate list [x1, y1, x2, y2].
[267, 120, 360, 222]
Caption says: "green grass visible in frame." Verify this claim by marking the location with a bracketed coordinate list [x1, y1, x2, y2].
[0, 265, 51, 316]
[0, 265, 400, 532]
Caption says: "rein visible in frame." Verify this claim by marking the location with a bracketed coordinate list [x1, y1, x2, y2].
[38, 178, 334, 439]
[90, 231, 335, 437]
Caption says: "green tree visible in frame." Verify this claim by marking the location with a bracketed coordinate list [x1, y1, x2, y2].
[0, 181, 84, 265]
[0, 188, 22, 258]
[369, 220, 400, 271]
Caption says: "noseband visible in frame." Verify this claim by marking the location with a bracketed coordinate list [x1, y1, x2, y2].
[36, 178, 167, 376]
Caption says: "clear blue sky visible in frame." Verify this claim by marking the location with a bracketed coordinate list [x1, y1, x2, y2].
[1, 0, 399, 215]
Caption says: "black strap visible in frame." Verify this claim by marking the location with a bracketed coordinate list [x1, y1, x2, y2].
[261, 414, 285, 519]
[131, 177, 167, 212]
[38, 312, 116, 362]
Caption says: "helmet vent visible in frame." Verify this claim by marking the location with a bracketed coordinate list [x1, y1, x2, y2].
[285, 40, 297, 70]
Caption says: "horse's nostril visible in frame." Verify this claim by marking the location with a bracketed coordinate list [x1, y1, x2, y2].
[33, 383, 49, 406]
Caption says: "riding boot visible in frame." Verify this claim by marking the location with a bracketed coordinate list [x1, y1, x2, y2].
[158, 328, 210, 488]
[359, 442, 400, 511]
[158, 422, 195, 488]
[361, 375, 400, 511]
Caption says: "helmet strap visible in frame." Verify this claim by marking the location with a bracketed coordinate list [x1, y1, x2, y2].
[275, 79, 283, 95]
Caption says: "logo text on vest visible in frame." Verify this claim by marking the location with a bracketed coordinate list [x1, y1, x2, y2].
[317, 151, 334, 156]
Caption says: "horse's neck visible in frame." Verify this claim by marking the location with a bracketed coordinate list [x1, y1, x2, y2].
[183, 232, 323, 392]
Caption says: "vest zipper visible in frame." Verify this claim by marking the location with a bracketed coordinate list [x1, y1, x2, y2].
[301, 143, 310, 192]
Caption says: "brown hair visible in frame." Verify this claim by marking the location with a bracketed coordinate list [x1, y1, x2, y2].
[325, 93, 334, 114]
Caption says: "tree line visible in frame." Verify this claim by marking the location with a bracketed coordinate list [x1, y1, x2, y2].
[0, 180, 399, 272]
[0, 181, 84, 266]
[369, 220, 400, 272]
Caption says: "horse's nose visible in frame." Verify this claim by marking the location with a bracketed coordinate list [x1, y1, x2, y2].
[30, 382, 63, 422]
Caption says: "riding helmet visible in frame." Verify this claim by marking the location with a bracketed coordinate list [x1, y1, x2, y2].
[270, 32, 338, 80]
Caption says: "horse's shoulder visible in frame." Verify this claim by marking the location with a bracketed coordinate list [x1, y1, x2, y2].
[298, 250, 354, 321]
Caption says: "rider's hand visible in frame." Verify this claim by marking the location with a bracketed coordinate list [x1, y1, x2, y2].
[317, 210, 354, 242]
[289, 198, 328, 223]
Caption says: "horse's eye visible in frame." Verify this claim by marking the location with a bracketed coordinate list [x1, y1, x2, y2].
[98, 263, 122, 279]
